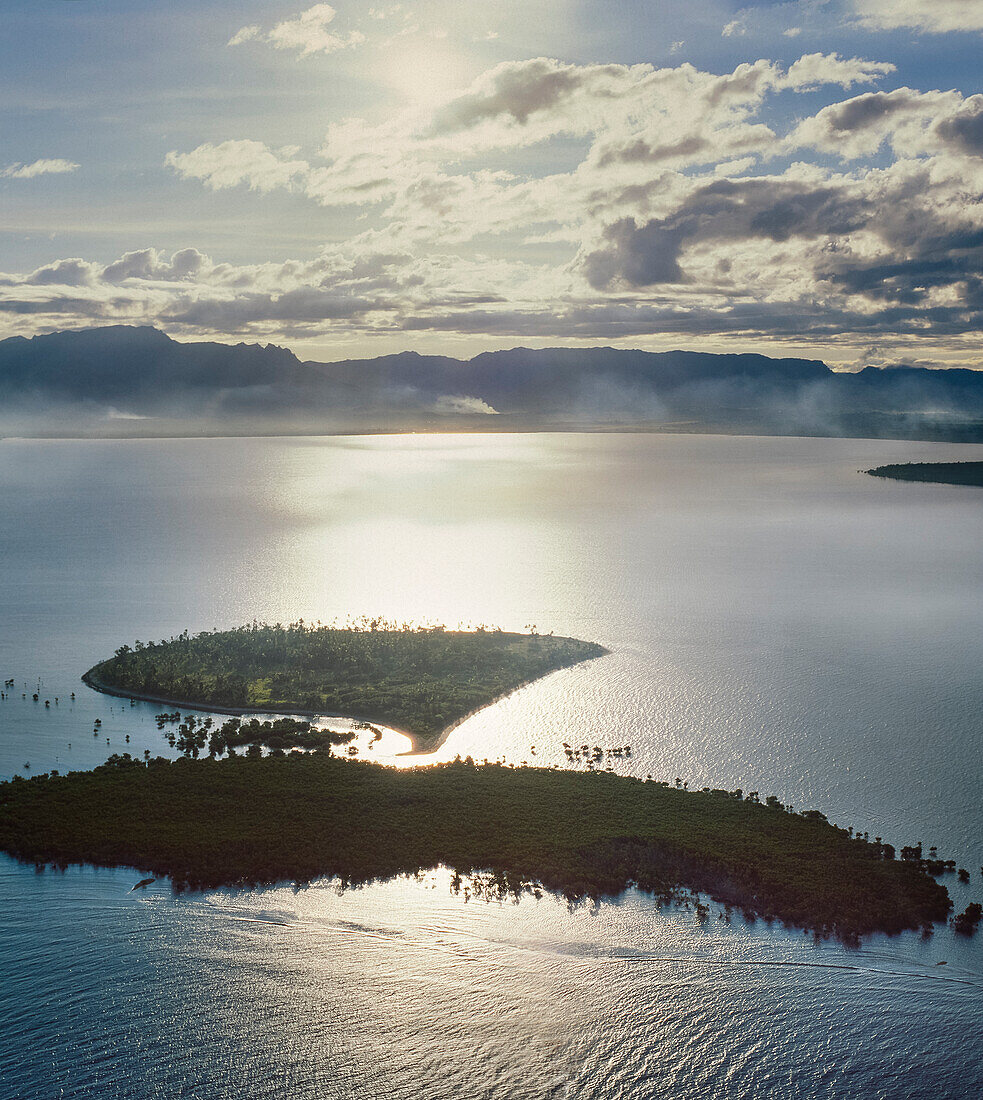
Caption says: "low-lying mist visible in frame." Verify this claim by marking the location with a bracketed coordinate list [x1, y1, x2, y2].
[2, 326, 982, 442]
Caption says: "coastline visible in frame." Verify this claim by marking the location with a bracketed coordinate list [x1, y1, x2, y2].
[865, 461, 983, 488]
[0, 752, 954, 941]
[82, 649, 610, 756]
[81, 668, 425, 753]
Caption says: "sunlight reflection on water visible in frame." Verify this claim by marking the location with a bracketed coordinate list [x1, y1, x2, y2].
[2, 432, 983, 1098]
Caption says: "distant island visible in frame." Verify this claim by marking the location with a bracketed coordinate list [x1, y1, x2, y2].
[83, 622, 608, 753]
[0, 753, 953, 942]
[866, 461, 983, 488]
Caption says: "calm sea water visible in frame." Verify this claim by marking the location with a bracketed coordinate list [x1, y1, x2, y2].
[1, 432, 982, 1099]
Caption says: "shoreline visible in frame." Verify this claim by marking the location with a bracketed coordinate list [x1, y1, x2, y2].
[82, 651, 609, 756]
[81, 669, 426, 754]
[865, 461, 983, 488]
[0, 753, 954, 942]
[7, 421, 983, 445]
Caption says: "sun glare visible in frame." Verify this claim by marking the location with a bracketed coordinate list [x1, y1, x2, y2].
[377, 39, 473, 106]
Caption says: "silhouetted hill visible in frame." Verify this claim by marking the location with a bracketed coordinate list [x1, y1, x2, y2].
[1, 326, 981, 441]
[0, 326, 299, 398]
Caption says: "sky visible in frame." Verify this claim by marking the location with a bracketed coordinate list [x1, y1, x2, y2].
[1, 0, 982, 367]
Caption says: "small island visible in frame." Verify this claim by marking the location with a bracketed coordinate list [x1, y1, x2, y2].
[83, 621, 608, 753]
[866, 461, 983, 488]
[0, 753, 952, 941]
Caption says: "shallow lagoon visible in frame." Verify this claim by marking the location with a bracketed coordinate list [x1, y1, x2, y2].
[1, 432, 982, 1098]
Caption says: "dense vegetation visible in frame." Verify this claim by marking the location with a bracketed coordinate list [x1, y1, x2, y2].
[0, 753, 952, 941]
[85, 622, 607, 751]
[160, 714, 362, 757]
[866, 461, 983, 487]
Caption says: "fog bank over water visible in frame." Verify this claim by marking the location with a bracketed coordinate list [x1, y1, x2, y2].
[3, 325, 983, 441]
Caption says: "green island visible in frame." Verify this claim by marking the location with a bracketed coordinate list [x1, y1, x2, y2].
[0, 753, 953, 941]
[866, 461, 983, 487]
[83, 621, 608, 753]
[8, 619, 967, 943]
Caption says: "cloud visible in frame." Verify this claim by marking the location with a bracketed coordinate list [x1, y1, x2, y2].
[427, 58, 641, 135]
[792, 87, 983, 159]
[934, 97, 983, 156]
[228, 4, 364, 57]
[433, 394, 499, 414]
[853, 0, 983, 33]
[780, 52, 895, 91]
[166, 140, 310, 193]
[227, 25, 260, 47]
[722, 19, 748, 37]
[5, 52, 981, 359]
[162, 287, 380, 328]
[101, 248, 208, 282]
[581, 175, 872, 289]
[22, 259, 97, 286]
[1, 158, 79, 179]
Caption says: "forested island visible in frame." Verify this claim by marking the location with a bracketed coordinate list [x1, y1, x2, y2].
[42, 619, 971, 941]
[84, 622, 607, 752]
[0, 753, 953, 942]
[866, 461, 983, 487]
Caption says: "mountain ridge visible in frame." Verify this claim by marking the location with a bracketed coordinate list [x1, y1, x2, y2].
[1, 326, 981, 442]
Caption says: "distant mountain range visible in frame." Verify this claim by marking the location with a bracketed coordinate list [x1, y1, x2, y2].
[2, 325, 982, 442]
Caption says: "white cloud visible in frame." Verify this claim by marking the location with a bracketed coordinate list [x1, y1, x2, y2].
[6, 53, 981, 357]
[227, 25, 260, 47]
[101, 248, 208, 282]
[790, 87, 983, 160]
[228, 4, 364, 57]
[23, 258, 97, 286]
[722, 19, 748, 36]
[160, 54, 908, 261]
[1, 158, 79, 179]
[854, 0, 983, 33]
[368, 5, 405, 19]
[781, 52, 895, 91]
[166, 140, 310, 193]
[433, 394, 499, 414]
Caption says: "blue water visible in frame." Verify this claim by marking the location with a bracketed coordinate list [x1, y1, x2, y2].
[1, 433, 982, 1098]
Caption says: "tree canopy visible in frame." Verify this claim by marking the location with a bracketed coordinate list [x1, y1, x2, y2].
[0, 753, 952, 942]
